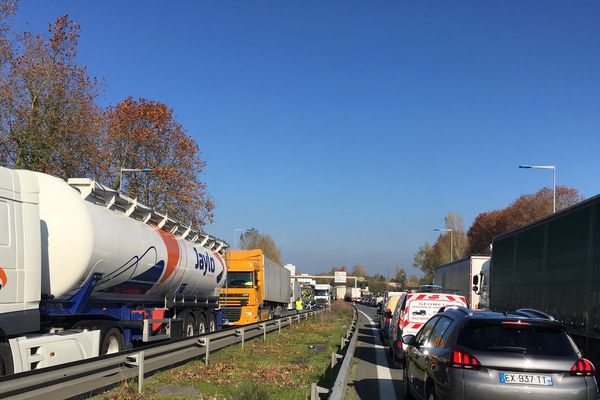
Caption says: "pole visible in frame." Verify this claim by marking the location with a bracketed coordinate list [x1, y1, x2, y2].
[553, 167, 556, 214]
[450, 229, 453, 262]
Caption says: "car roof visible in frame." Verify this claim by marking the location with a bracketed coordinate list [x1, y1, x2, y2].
[440, 307, 563, 327]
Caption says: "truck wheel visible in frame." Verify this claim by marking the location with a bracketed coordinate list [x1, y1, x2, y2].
[206, 313, 216, 332]
[0, 342, 14, 376]
[196, 314, 207, 335]
[184, 314, 196, 337]
[101, 328, 124, 355]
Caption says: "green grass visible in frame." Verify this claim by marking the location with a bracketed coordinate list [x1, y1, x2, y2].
[99, 302, 353, 400]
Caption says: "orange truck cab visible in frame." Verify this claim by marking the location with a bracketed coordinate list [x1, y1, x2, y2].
[221, 249, 291, 325]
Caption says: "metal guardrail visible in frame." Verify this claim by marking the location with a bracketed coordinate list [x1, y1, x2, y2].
[0, 309, 325, 400]
[310, 305, 358, 400]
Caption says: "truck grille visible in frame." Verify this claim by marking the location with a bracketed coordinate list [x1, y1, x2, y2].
[220, 294, 249, 307]
[223, 307, 242, 322]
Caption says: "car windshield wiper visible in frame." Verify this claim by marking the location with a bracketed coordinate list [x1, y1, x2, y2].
[486, 345, 528, 353]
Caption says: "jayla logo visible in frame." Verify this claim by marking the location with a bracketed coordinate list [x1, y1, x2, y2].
[194, 248, 215, 276]
[0, 267, 6, 291]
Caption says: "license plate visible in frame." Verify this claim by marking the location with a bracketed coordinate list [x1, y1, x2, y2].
[499, 372, 553, 386]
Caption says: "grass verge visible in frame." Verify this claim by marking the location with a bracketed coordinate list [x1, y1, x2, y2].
[99, 302, 353, 400]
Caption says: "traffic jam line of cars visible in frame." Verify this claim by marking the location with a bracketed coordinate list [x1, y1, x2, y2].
[376, 287, 599, 400]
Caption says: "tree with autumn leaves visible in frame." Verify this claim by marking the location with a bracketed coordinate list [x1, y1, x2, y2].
[413, 186, 583, 283]
[0, 4, 214, 226]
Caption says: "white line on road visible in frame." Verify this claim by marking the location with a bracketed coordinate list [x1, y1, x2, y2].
[357, 309, 396, 399]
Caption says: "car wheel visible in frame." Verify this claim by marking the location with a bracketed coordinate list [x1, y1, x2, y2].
[184, 314, 196, 337]
[101, 327, 124, 355]
[427, 385, 438, 400]
[0, 342, 14, 376]
[401, 367, 415, 400]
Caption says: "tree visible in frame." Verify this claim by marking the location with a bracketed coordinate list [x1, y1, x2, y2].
[0, 14, 104, 179]
[393, 267, 407, 287]
[351, 265, 367, 277]
[467, 186, 583, 254]
[407, 275, 420, 288]
[239, 228, 282, 265]
[412, 242, 438, 283]
[103, 97, 214, 226]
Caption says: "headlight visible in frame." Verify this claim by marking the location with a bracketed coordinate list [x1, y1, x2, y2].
[244, 311, 253, 316]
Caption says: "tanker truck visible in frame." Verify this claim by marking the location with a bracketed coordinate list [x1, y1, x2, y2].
[0, 167, 228, 375]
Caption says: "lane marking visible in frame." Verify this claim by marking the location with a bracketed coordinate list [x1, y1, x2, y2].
[357, 309, 397, 399]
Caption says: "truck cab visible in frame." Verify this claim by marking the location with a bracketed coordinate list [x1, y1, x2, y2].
[313, 284, 331, 307]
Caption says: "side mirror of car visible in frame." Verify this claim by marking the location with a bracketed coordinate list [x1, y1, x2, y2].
[402, 334, 417, 346]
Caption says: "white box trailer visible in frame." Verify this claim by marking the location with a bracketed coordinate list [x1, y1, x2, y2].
[434, 256, 490, 309]
[334, 286, 346, 301]
[263, 257, 292, 304]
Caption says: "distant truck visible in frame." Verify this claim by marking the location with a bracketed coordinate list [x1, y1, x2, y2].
[334, 285, 346, 301]
[345, 287, 361, 302]
[313, 284, 331, 306]
[484, 194, 600, 377]
[433, 255, 489, 309]
[221, 249, 291, 325]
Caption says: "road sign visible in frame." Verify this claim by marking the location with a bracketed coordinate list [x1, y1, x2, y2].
[334, 271, 346, 283]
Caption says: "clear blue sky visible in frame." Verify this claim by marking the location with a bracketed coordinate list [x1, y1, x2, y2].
[17, 1, 600, 277]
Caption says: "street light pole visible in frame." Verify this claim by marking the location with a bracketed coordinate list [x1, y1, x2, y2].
[118, 167, 154, 193]
[519, 164, 557, 213]
[434, 228, 453, 262]
[234, 228, 252, 249]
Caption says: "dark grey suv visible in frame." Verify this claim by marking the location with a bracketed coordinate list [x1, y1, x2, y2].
[402, 307, 598, 400]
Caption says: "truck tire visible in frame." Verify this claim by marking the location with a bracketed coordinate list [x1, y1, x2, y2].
[101, 328, 124, 355]
[0, 342, 14, 376]
[184, 314, 196, 337]
[196, 314, 207, 334]
[206, 313, 216, 332]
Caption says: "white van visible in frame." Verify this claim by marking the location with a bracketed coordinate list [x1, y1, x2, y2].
[389, 291, 466, 367]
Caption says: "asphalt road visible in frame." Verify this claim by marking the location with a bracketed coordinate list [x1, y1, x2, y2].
[348, 303, 406, 400]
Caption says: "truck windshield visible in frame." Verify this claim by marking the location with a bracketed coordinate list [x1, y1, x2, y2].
[314, 290, 329, 296]
[227, 272, 254, 288]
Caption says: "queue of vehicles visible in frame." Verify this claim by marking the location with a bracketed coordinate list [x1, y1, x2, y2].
[378, 197, 600, 399]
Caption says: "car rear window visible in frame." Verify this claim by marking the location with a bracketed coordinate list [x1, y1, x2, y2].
[457, 321, 577, 356]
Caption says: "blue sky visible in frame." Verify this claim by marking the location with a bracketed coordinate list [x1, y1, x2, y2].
[16, 1, 600, 277]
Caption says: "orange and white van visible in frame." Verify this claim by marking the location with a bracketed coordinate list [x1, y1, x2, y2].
[389, 291, 467, 367]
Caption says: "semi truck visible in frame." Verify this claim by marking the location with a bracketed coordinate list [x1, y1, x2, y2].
[313, 284, 331, 306]
[0, 167, 228, 375]
[484, 194, 600, 376]
[345, 287, 361, 302]
[433, 255, 489, 309]
[221, 249, 291, 325]
[334, 285, 346, 301]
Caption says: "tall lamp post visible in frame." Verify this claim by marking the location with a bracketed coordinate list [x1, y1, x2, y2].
[519, 164, 557, 213]
[234, 228, 252, 249]
[434, 228, 453, 262]
[118, 167, 154, 193]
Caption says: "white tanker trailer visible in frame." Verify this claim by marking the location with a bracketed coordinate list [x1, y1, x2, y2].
[0, 167, 228, 375]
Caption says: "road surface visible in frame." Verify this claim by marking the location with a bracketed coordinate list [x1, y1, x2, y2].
[347, 303, 406, 399]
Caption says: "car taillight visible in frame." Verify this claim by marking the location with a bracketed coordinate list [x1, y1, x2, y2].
[570, 358, 595, 376]
[450, 350, 480, 369]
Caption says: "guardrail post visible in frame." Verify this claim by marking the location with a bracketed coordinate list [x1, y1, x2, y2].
[126, 351, 145, 394]
[297, 314, 301, 323]
[259, 323, 266, 341]
[331, 352, 343, 368]
[310, 382, 330, 400]
[341, 337, 348, 349]
[235, 328, 245, 349]
[278, 319, 282, 334]
[198, 337, 210, 365]
[289, 316, 293, 325]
